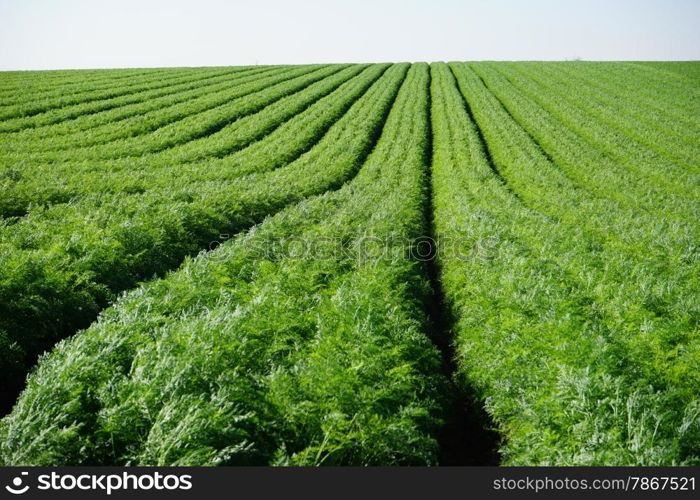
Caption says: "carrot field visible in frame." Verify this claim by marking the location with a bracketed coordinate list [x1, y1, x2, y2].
[0, 61, 698, 466]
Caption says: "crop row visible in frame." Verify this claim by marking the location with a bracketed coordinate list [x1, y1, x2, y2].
[489, 63, 700, 182]
[0, 64, 377, 216]
[0, 66, 187, 101]
[0, 66, 339, 156]
[0, 62, 697, 466]
[0, 66, 272, 138]
[470, 64, 700, 216]
[0, 66, 258, 120]
[430, 61, 699, 465]
[0, 62, 448, 466]
[0, 62, 406, 412]
[561, 62, 700, 128]
[19, 65, 341, 160]
[539, 63, 699, 149]
[633, 62, 700, 82]
[0, 65, 313, 137]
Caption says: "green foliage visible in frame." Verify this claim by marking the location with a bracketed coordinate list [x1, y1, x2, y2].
[0, 60, 698, 466]
[429, 61, 699, 465]
[0, 66, 272, 132]
[0, 63, 373, 214]
[0, 65, 325, 153]
[0, 62, 404, 409]
[0, 63, 446, 466]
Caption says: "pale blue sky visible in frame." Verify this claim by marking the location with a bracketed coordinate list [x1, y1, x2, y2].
[0, 0, 698, 70]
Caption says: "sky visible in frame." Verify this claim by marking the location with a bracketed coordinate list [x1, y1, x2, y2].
[0, 0, 698, 70]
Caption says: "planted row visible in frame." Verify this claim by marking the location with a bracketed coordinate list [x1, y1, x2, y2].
[0, 66, 246, 120]
[470, 63, 700, 217]
[0, 66, 270, 140]
[2, 65, 333, 159]
[0, 67, 182, 102]
[561, 62, 700, 127]
[0, 63, 406, 412]
[491, 62, 700, 182]
[541, 63, 699, 148]
[429, 61, 699, 465]
[0, 62, 447, 466]
[0, 65, 315, 140]
[0, 64, 377, 216]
